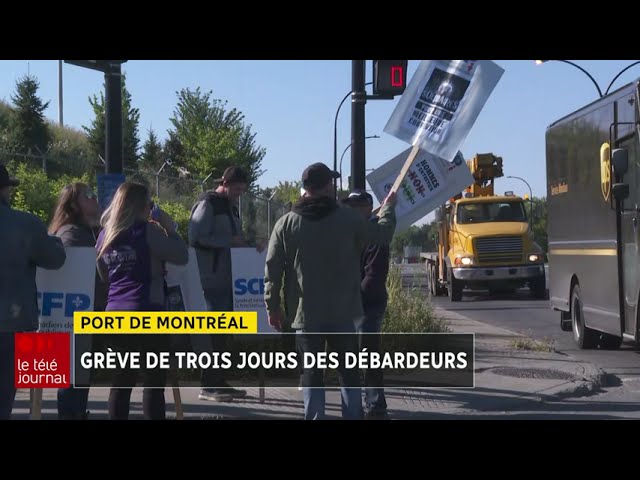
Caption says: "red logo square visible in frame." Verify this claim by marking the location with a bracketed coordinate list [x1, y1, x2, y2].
[14, 333, 71, 388]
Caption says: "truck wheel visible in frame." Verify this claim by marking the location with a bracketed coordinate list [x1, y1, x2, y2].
[428, 264, 436, 296]
[530, 274, 547, 300]
[448, 269, 463, 302]
[571, 285, 598, 349]
[598, 333, 622, 350]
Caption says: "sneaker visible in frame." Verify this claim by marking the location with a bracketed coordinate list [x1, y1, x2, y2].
[218, 383, 247, 399]
[59, 410, 90, 420]
[364, 410, 390, 420]
[198, 389, 234, 402]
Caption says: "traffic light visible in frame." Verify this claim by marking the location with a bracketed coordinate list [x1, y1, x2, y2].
[373, 60, 408, 96]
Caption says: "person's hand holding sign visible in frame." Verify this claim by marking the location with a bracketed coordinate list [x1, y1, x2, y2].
[382, 191, 397, 206]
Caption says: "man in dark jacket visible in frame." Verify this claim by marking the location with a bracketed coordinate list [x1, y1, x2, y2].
[265, 163, 397, 420]
[0, 166, 66, 419]
[343, 189, 390, 419]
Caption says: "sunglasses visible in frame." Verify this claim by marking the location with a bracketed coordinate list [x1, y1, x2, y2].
[84, 190, 97, 200]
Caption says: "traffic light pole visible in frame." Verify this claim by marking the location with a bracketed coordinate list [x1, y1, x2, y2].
[105, 63, 123, 174]
[351, 60, 367, 191]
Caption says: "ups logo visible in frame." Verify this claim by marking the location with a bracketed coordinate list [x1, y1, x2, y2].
[600, 142, 611, 201]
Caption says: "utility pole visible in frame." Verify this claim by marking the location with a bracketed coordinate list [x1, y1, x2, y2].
[351, 60, 367, 190]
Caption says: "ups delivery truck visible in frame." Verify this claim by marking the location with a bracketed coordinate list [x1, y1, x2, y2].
[546, 79, 639, 349]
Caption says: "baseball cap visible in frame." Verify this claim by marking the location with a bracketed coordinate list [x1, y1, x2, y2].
[301, 163, 340, 190]
[342, 189, 373, 206]
[217, 166, 249, 184]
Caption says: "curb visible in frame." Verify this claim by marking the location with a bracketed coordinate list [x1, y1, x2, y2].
[534, 363, 607, 403]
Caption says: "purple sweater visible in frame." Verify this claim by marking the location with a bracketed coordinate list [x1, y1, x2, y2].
[96, 221, 188, 311]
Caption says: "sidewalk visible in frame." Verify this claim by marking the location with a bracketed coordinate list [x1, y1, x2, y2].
[10, 309, 604, 420]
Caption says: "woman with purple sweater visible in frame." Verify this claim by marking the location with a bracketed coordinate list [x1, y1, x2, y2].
[96, 182, 188, 420]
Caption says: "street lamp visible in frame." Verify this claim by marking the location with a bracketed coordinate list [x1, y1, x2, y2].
[603, 61, 640, 95]
[507, 175, 533, 225]
[339, 135, 380, 191]
[333, 81, 373, 198]
[535, 60, 640, 97]
[58, 60, 63, 126]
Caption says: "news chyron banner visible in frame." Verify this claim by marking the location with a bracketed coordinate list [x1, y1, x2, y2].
[384, 60, 504, 163]
[18, 247, 475, 391]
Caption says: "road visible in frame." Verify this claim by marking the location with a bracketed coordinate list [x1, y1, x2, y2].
[430, 288, 640, 418]
[431, 289, 640, 377]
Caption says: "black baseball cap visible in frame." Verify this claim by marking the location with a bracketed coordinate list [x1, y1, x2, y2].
[0, 165, 19, 188]
[342, 189, 373, 206]
[217, 166, 249, 185]
[301, 163, 340, 190]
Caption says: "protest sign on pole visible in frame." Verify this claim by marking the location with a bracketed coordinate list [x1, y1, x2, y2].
[36, 247, 96, 333]
[34, 247, 96, 419]
[367, 147, 474, 232]
[165, 247, 205, 418]
[231, 248, 269, 333]
[165, 248, 207, 312]
[384, 60, 504, 162]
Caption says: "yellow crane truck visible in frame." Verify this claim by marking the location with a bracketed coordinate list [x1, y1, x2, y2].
[422, 153, 546, 302]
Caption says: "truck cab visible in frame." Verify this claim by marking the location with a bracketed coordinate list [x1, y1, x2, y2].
[424, 153, 546, 301]
[445, 195, 546, 300]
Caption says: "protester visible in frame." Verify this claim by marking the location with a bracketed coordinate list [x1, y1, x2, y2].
[264, 163, 397, 420]
[48, 182, 107, 420]
[342, 189, 390, 420]
[189, 166, 264, 402]
[0, 165, 66, 420]
[96, 182, 188, 420]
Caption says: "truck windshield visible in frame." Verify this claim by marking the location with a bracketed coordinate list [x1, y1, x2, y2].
[457, 202, 527, 224]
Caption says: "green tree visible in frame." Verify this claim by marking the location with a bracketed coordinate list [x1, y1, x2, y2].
[168, 87, 265, 185]
[271, 180, 301, 205]
[9, 74, 50, 153]
[390, 222, 437, 258]
[83, 73, 140, 170]
[140, 127, 164, 171]
[529, 196, 547, 254]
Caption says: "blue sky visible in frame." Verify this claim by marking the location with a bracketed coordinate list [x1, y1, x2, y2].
[0, 60, 638, 222]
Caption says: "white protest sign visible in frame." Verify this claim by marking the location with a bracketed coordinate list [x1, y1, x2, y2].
[165, 247, 207, 312]
[367, 147, 473, 232]
[36, 247, 96, 333]
[231, 248, 269, 333]
[384, 60, 504, 162]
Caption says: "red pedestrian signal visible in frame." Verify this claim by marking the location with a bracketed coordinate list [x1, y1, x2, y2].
[373, 60, 408, 96]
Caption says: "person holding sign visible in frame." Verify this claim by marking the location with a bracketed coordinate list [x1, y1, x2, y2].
[0, 165, 67, 420]
[264, 163, 397, 420]
[342, 190, 390, 420]
[96, 182, 188, 420]
[49, 182, 107, 420]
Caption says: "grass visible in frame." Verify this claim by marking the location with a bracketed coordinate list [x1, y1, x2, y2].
[510, 336, 555, 353]
[383, 265, 449, 333]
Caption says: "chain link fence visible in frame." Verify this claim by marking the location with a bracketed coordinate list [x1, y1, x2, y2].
[120, 165, 291, 242]
[2, 148, 292, 241]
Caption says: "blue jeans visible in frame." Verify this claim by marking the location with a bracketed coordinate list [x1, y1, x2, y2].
[0, 333, 16, 420]
[296, 326, 363, 420]
[200, 288, 233, 390]
[57, 387, 89, 418]
[358, 306, 387, 414]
